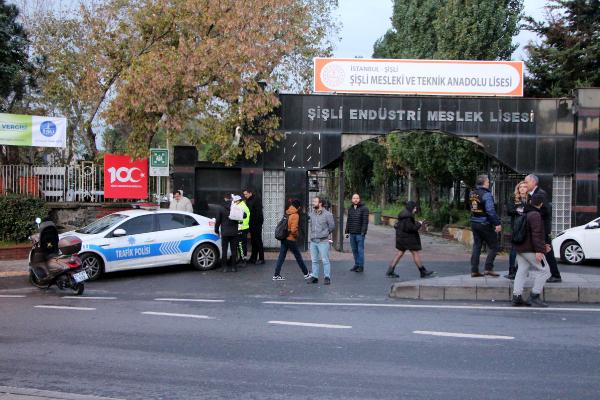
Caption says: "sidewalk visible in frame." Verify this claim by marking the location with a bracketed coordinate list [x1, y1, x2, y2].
[0, 386, 122, 400]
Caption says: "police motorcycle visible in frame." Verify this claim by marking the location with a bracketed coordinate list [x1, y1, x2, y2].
[28, 218, 88, 295]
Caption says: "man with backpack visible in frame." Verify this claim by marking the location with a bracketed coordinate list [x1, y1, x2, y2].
[469, 174, 502, 277]
[512, 193, 551, 307]
[272, 199, 311, 281]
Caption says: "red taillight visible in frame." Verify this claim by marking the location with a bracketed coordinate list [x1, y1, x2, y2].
[66, 256, 81, 268]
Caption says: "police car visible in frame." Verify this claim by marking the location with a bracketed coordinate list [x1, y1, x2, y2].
[60, 209, 221, 280]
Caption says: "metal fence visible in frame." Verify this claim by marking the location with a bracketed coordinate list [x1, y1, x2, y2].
[0, 163, 168, 203]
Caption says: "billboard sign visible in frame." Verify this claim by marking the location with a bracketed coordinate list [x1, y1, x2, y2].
[104, 154, 148, 199]
[0, 113, 67, 147]
[313, 58, 524, 97]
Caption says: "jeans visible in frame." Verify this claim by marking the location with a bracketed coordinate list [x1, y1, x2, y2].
[220, 235, 238, 266]
[349, 234, 365, 267]
[274, 239, 308, 276]
[310, 240, 331, 278]
[470, 222, 499, 273]
[513, 252, 551, 296]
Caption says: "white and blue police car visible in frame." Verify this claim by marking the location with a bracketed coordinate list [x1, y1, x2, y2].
[60, 209, 221, 280]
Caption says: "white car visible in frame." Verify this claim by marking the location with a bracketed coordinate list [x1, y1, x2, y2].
[553, 217, 600, 265]
[61, 209, 221, 280]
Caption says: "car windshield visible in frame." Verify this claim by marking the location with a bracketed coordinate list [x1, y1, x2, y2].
[75, 214, 129, 234]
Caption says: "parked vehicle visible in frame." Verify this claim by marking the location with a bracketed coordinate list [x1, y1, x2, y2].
[553, 217, 600, 265]
[29, 218, 87, 295]
[61, 209, 221, 280]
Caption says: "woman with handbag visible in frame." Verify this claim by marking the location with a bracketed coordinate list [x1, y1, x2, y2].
[386, 201, 436, 279]
[505, 181, 529, 280]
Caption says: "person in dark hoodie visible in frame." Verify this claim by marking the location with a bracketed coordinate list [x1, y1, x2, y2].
[512, 193, 551, 307]
[214, 193, 240, 272]
[386, 201, 436, 278]
[272, 199, 311, 281]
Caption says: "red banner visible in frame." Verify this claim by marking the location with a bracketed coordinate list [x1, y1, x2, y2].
[104, 154, 148, 199]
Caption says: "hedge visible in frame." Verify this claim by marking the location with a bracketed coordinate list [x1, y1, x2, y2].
[0, 194, 49, 243]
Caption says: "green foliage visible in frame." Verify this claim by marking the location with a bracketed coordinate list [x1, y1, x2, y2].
[418, 202, 470, 229]
[524, 0, 600, 97]
[373, 0, 523, 61]
[0, 194, 48, 243]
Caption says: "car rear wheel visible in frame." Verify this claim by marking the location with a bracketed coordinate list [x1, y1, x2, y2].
[80, 253, 103, 280]
[192, 243, 219, 271]
[561, 241, 585, 265]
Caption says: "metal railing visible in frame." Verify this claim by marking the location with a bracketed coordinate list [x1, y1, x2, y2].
[0, 163, 168, 203]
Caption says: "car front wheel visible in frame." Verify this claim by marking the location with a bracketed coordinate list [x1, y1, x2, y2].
[80, 253, 104, 280]
[560, 241, 585, 265]
[192, 243, 219, 271]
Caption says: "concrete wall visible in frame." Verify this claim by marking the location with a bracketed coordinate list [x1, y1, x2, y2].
[47, 203, 131, 230]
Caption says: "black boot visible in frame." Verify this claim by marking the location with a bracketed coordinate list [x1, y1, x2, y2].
[511, 294, 531, 307]
[528, 293, 548, 307]
[386, 266, 399, 278]
[419, 266, 436, 278]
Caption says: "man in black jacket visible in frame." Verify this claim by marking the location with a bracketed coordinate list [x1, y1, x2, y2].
[243, 188, 265, 265]
[215, 194, 240, 272]
[346, 193, 369, 272]
[524, 174, 562, 283]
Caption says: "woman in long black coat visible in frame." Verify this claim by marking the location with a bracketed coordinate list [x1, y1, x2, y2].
[386, 201, 436, 278]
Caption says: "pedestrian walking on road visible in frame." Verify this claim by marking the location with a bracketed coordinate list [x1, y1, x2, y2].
[469, 175, 502, 277]
[244, 188, 265, 265]
[524, 174, 562, 283]
[505, 181, 529, 280]
[346, 193, 369, 273]
[512, 193, 551, 307]
[386, 201, 436, 279]
[272, 200, 310, 281]
[307, 195, 335, 285]
[215, 194, 240, 272]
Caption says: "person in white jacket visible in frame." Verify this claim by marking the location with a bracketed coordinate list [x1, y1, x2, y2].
[169, 190, 193, 213]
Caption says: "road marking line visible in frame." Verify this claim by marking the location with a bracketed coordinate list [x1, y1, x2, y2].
[141, 311, 214, 319]
[262, 301, 600, 312]
[62, 296, 117, 300]
[414, 330, 514, 340]
[34, 305, 96, 311]
[0, 295, 26, 298]
[268, 321, 352, 329]
[154, 298, 225, 303]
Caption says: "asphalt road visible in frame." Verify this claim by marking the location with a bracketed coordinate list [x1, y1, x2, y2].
[2, 260, 600, 400]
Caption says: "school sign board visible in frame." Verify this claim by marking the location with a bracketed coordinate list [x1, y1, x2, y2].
[0, 113, 67, 147]
[313, 58, 524, 97]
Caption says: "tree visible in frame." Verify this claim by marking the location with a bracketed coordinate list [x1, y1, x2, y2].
[524, 0, 600, 97]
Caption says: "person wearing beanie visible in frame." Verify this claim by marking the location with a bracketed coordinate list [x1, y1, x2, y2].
[272, 199, 310, 281]
[386, 201, 436, 279]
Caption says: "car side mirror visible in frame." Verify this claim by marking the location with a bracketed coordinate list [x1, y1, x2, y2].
[586, 222, 599, 229]
[113, 228, 127, 237]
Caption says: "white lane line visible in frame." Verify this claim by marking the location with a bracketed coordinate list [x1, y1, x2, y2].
[414, 330, 514, 340]
[154, 298, 225, 303]
[62, 296, 117, 300]
[268, 320, 352, 329]
[0, 295, 26, 298]
[141, 311, 214, 319]
[263, 301, 600, 313]
[34, 305, 95, 311]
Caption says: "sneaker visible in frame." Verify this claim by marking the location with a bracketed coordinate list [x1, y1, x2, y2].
[307, 277, 318, 284]
[303, 273, 312, 280]
[324, 277, 331, 285]
[272, 275, 285, 281]
[528, 293, 548, 307]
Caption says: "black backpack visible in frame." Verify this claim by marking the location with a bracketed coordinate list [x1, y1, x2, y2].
[274, 214, 289, 241]
[511, 214, 528, 244]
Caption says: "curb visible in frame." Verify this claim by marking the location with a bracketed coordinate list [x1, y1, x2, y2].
[390, 273, 600, 304]
[0, 386, 124, 400]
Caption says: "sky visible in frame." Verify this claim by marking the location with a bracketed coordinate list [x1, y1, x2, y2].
[332, 0, 550, 60]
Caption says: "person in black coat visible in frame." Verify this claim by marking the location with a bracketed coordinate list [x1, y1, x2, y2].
[243, 188, 265, 265]
[386, 201, 436, 279]
[215, 194, 240, 272]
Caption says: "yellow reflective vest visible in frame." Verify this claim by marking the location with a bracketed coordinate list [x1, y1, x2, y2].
[238, 200, 250, 231]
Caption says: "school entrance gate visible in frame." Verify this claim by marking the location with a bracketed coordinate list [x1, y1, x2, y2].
[173, 88, 600, 249]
